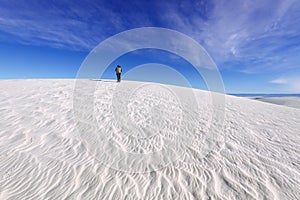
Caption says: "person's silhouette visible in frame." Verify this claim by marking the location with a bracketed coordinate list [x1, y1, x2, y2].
[115, 65, 122, 82]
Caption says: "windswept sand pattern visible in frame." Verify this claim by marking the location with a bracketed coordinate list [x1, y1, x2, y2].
[0, 79, 299, 199]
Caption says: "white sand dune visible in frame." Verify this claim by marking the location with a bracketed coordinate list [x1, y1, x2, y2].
[0, 79, 299, 199]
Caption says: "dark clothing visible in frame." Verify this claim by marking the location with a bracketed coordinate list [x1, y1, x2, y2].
[115, 66, 122, 82]
[116, 73, 121, 82]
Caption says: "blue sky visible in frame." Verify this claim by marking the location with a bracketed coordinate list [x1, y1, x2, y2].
[0, 0, 300, 93]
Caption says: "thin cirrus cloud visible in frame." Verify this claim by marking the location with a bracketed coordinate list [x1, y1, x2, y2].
[270, 76, 300, 92]
[158, 0, 300, 93]
[0, 2, 104, 50]
[161, 0, 300, 73]
[270, 78, 288, 84]
[0, 0, 156, 51]
[1, 1, 299, 57]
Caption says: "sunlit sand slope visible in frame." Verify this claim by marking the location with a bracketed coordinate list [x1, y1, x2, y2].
[0, 79, 299, 199]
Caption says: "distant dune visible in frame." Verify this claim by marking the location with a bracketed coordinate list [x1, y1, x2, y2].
[0, 79, 299, 199]
[229, 94, 300, 109]
[252, 97, 300, 109]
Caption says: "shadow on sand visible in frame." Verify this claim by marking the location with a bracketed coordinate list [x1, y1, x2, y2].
[90, 79, 117, 83]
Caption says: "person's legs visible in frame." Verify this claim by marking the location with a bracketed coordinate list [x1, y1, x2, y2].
[117, 73, 121, 82]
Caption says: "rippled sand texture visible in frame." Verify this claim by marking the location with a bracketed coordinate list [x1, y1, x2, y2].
[0, 79, 299, 200]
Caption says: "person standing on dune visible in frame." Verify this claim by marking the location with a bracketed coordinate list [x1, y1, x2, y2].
[115, 65, 122, 82]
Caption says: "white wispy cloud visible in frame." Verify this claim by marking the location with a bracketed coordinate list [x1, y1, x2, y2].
[270, 76, 300, 92]
[0, 0, 299, 77]
[0, 1, 141, 50]
[158, 0, 300, 74]
[289, 79, 300, 92]
[270, 78, 288, 84]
